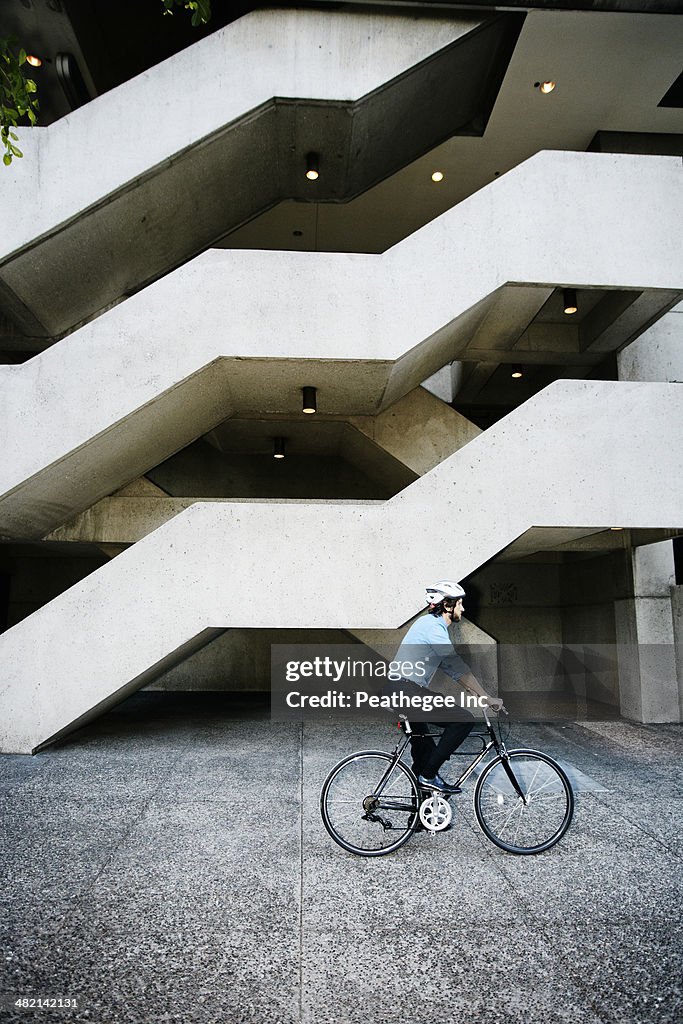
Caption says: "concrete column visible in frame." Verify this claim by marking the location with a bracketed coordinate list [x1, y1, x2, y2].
[614, 542, 679, 722]
[615, 308, 682, 722]
[672, 586, 683, 716]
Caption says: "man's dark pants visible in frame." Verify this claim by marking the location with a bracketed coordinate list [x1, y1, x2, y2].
[384, 679, 475, 779]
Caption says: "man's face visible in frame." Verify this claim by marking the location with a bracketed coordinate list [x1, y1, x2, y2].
[444, 598, 464, 622]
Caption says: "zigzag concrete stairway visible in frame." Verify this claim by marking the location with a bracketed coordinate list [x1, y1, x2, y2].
[0, 12, 681, 753]
[0, 7, 520, 341]
[1, 151, 680, 539]
[0, 379, 681, 752]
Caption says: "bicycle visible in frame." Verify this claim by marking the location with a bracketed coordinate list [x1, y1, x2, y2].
[320, 708, 574, 857]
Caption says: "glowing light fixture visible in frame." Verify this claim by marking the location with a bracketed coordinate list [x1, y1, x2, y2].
[538, 80, 556, 94]
[610, 527, 624, 532]
[302, 386, 317, 414]
[305, 153, 320, 181]
[26, 54, 43, 68]
[511, 366, 523, 379]
[273, 437, 286, 460]
[431, 170, 444, 183]
[563, 288, 578, 315]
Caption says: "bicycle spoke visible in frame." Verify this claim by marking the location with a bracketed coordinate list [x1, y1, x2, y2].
[321, 751, 419, 856]
[474, 751, 574, 855]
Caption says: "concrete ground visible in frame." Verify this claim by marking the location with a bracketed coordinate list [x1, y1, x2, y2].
[1, 693, 681, 1024]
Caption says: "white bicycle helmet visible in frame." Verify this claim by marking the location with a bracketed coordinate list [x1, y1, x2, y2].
[425, 580, 465, 606]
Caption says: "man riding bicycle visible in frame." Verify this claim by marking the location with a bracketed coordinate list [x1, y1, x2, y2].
[391, 580, 504, 793]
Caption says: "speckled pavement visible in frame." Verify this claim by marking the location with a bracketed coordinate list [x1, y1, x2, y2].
[1, 694, 681, 1024]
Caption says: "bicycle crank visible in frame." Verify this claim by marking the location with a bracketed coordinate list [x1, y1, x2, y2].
[419, 794, 452, 832]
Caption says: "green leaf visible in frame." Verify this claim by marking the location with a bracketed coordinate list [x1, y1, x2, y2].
[3, 153, 11, 166]
[19, 48, 26, 65]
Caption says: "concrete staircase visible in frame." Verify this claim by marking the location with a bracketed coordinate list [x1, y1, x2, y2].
[0, 8, 519, 341]
[1, 380, 681, 752]
[1, 151, 680, 540]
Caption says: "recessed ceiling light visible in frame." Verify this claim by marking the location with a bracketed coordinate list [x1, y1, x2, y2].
[273, 437, 286, 460]
[563, 288, 578, 315]
[431, 171, 444, 183]
[538, 80, 556, 94]
[302, 386, 317, 414]
[305, 152, 319, 181]
[26, 54, 43, 68]
[511, 366, 523, 379]
[610, 527, 624, 532]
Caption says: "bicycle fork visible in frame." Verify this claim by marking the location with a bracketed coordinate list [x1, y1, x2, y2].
[499, 750, 529, 805]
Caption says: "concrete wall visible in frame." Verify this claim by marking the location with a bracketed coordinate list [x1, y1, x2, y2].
[145, 629, 350, 693]
[0, 550, 107, 631]
[467, 552, 621, 709]
[466, 560, 562, 644]
[465, 553, 621, 646]
[147, 442, 403, 501]
[560, 552, 619, 644]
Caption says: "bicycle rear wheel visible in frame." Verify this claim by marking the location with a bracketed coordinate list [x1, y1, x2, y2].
[320, 750, 420, 856]
[474, 749, 574, 854]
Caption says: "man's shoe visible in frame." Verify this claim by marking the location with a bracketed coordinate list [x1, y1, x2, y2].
[418, 774, 461, 794]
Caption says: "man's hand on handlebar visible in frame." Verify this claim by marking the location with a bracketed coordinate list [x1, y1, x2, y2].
[486, 697, 506, 714]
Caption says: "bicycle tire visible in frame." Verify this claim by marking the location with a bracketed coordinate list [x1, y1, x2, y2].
[320, 750, 420, 856]
[474, 748, 574, 855]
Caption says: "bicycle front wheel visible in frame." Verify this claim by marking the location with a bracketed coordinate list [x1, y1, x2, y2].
[474, 749, 574, 854]
[320, 751, 420, 856]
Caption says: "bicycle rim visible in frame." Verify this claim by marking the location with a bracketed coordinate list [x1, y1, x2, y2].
[474, 749, 574, 854]
[320, 751, 419, 856]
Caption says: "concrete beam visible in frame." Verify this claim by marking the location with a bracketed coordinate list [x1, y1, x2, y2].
[0, 380, 681, 751]
[1, 152, 680, 540]
[498, 526, 681, 560]
[349, 387, 480, 476]
[618, 307, 683, 382]
[466, 286, 553, 352]
[580, 289, 681, 354]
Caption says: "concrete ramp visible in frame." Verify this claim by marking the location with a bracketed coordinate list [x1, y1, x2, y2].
[0, 8, 520, 340]
[1, 151, 680, 539]
[0, 380, 681, 752]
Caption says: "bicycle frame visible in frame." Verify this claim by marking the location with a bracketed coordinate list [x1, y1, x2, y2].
[376, 710, 528, 807]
